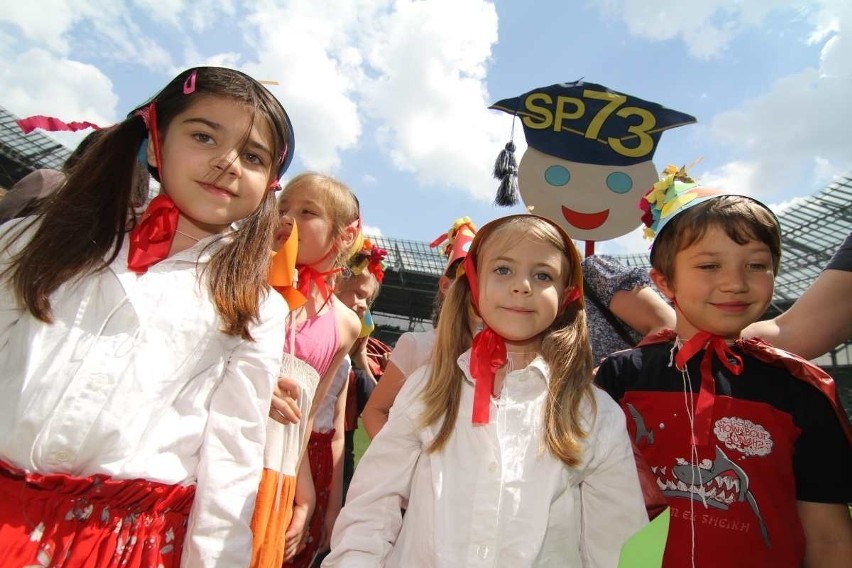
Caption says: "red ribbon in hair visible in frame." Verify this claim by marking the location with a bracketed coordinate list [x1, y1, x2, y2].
[127, 194, 180, 274]
[674, 330, 744, 446]
[17, 116, 102, 134]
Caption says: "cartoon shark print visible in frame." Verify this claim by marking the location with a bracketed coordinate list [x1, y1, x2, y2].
[655, 446, 771, 547]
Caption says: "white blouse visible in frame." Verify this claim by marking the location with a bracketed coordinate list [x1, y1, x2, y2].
[323, 351, 647, 568]
[0, 218, 287, 568]
[387, 328, 435, 377]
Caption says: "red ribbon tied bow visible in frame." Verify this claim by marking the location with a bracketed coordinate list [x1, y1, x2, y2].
[296, 265, 340, 304]
[674, 330, 744, 446]
[127, 194, 180, 274]
[469, 327, 508, 424]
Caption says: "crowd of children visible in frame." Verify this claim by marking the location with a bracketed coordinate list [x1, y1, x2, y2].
[0, 66, 850, 568]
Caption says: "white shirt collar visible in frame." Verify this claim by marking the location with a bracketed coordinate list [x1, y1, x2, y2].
[456, 347, 551, 385]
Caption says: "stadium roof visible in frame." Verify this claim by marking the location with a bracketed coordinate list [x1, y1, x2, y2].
[0, 105, 71, 189]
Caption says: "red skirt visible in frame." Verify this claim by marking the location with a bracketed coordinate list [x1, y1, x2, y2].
[285, 429, 334, 568]
[0, 461, 195, 568]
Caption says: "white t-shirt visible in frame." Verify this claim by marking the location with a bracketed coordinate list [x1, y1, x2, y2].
[0, 217, 287, 568]
[324, 350, 648, 567]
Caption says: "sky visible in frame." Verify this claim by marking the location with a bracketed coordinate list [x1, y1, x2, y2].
[1, 0, 850, 254]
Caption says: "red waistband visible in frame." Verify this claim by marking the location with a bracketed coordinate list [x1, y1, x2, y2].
[0, 460, 195, 514]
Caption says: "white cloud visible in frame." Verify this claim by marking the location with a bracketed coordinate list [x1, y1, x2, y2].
[0, 49, 118, 126]
[239, 0, 372, 172]
[0, 0, 88, 53]
[697, 161, 758, 197]
[599, 0, 799, 59]
[709, 23, 852, 198]
[363, 224, 383, 237]
[358, 0, 506, 200]
[231, 0, 506, 203]
[1, 1, 173, 69]
[131, 0, 238, 33]
[601, 0, 852, 202]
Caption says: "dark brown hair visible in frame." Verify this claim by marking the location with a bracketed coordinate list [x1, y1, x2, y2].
[651, 195, 782, 280]
[3, 67, 295, 339]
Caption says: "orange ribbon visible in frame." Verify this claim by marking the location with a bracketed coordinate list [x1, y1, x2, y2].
[268, 222, 306, 310]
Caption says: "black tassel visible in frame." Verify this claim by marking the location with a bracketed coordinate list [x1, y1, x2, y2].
[493, 141, 519, 206]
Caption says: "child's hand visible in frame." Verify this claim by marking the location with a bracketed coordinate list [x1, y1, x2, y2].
[283, 502, 311, 560]
[270, 375, 301, 424]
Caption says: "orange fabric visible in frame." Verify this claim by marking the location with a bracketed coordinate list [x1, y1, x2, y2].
[269, 223, 306, 310]
[250, 470, 297, 568]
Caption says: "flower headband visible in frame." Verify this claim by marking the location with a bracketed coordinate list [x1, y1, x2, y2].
[346, 238, 388, 283]
[639, 164, 779, 241]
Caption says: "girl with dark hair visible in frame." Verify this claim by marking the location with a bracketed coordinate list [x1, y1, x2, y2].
[0, 66, 295, 567]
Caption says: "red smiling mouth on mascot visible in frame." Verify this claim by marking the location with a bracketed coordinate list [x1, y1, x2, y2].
[561, 206, 610, 231]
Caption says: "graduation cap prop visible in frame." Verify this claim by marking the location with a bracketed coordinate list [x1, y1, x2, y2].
[489, 81, 696, 254]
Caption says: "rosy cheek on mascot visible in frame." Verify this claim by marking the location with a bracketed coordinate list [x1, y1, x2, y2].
[489, 80, 695, 255]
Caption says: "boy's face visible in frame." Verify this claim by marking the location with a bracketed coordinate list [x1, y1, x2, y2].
[651, 225, 775, 340]
[335, 273, 378, 318]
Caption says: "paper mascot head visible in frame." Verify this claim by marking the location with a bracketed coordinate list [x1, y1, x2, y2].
[490, 81, 696, 243]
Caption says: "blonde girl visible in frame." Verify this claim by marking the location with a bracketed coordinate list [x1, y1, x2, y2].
[263, 173, 362, 566]
[0, 66, 295, 567]
[323, 214, 647, 567]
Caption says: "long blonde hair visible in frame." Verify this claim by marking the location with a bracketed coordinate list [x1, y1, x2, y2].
[419, 215, 596, 467]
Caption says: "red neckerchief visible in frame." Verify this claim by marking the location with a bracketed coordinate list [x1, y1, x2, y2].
[640, 329, 852, 445]
[127, 194, 180, 274]
[673, 330, 744, 446]
[296, 264, 340, 304]
[469, 327, 507, 424]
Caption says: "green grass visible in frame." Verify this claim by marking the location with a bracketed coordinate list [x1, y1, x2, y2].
[353, 419, 371, 465]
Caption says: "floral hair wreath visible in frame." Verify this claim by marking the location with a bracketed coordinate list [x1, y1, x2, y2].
[345, 238, 388, 283]
[639, 164, 697, 240]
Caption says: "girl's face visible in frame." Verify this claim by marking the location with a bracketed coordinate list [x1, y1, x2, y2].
[151, 96, 275, 238]
[276, 184, 335, 266]
[476, 236, 568, 351]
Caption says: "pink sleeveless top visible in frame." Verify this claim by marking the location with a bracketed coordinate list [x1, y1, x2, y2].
[289, 300, 340, 378]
